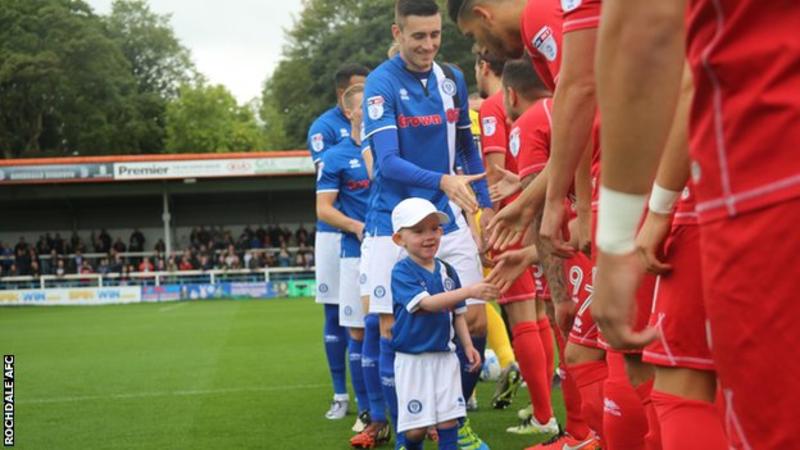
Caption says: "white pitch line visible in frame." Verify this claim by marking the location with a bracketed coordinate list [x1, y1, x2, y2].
[157, 302, 188, 313]
[20, 383, 328, 405]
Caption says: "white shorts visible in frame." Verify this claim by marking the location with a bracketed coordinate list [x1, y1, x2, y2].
[359, 236, 373, 298]
[368, 223, 485, 314]
[367, 236, 406, 314]
[314, 231, 341, 304]
[395, 351, 466, 432]
[339, 257, 365, 328]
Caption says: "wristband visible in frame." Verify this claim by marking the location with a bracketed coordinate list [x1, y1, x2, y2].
[648, 183, 681, 215]
[596, 186, 647, 255]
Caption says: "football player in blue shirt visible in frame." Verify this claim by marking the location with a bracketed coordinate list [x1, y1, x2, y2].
[308, 63, 370, 421]
[316, 84, 391, 441]
[390, 198, 498, 450]
[359, 1, 492, 448]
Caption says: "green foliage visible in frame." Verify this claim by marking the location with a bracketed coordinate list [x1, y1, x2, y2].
[261, 0, 476, 149]
[165, 82, 264, 153]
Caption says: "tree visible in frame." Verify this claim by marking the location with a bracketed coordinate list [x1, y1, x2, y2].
[165, 82, 264, 153]
[0, 0, 146, 158]
[261, 0, 476, 149]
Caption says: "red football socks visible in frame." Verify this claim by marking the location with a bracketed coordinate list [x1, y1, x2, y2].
[568, 359, 607, 440]
[603, 352, 648, 450]
[651, 389, 728, 450]
[512, 321, 553, 424]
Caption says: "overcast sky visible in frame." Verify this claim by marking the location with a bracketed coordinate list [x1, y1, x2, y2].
[86, 0, 305, 104]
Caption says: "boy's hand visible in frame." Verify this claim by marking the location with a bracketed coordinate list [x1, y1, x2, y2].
[464, 345, 482, 372]
[469, 282, 500, 301]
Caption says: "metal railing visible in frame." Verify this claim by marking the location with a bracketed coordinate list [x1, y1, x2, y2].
[0, 267, 315, 290]
[0, 246, 313, 263]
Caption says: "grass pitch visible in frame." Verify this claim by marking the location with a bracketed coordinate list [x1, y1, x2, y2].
[0, 298, 565, 449]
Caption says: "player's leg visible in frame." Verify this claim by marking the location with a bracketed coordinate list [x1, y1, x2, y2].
[701, 199, 800, 448]
[315, 231, 348, 417]
[642, 224, 727, 450]
[503, 297, 558, 436]
[340, 257, 369, 429]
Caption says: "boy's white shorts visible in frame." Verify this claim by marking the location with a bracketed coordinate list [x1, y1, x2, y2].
[314, 231, 341, 305]
[339, 257, 365, 328]
[395, 351, 466, 432]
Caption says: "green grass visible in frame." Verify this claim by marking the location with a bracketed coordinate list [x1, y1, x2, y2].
[0, 298, 565, 449]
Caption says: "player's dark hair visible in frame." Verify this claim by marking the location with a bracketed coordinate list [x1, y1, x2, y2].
[501, 58, 549, 100]
[396, 0, 439, 26]
[334, 64, 370, 91]
[475, 52, 505, 78]
[446, 0, 472, 24]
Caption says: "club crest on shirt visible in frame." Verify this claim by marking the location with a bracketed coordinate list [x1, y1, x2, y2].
[367, 96, 384, 120]
[482, 116, 497, 137]
[561, 0, 582, 12]
[441, 78, 457, 97]
[509, 127, 521, 157]
[311, 133, 325, 152]
[533, 26, 558, 62]
[444, 277, 455, 291]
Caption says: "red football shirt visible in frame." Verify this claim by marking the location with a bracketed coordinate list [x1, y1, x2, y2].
[673, 181, 698, 226]
[686, 0, 800, 223]
[520, 0, 564, 92]
[562, 0, 602, 34]
[510, 98, 553, 181]
[479, 91, 510, 159]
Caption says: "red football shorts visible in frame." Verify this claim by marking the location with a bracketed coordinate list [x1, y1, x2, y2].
[700, 197, 800, 449]
[532, 264, 551, 302]
[643, 224, 714, 371]
[566, 251, 601, 348]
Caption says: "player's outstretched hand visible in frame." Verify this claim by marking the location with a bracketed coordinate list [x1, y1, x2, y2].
[591, 251, 659, 350]
[468, 282, 500, 301]
[440, 173, 485, 214]
[464, 345, 482, 372]
[539, 197, 575, 259]
[486, 245, 538, 293]
[486, 197, 535, 251]
[489, 164, 521, 204]
[635, 211, 673, 274]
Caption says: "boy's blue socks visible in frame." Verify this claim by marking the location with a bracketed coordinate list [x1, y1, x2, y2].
[379, 336, 405, 448]
[362, 314, 387, 423]
[437, 426, 458, 450]
[323, 303, 348, 397]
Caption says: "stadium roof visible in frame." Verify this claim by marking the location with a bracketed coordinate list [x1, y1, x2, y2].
[0, 151, 313, 185]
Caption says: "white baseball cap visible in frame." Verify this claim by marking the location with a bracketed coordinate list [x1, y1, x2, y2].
[391, 198, 450, 233]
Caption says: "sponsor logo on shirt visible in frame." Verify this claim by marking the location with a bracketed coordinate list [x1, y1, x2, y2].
[533, 26, 558, 62]
[398, 114, 442, 128]
[340, 128, 349, 138]
[446, 108, 460, 124]
[368, 96, 385, 120]
[482, 116, 497, 137]
[346, 179, 370, 190]
[399, 88, 410, 101]
[311, 133, 325, 152]
[349, 158, 362, 169]
[561, 0, 582, 12]
[509, 127, 521, 157]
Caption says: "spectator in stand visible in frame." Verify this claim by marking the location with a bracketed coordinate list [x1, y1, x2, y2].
[15, 247, 31, 275]
[295, 224, 309, 246]
[0, 243, 12, 271]
[256, 225, 268, 247]
[224, 244, 240, 269]
[198, 253, 212, 271]
[52, 233, 65, 254]
[41, 249, 56, 275]
[36, 235, 50, 256]
[7, 264, 18, 276]
[15, 237, 28, 254]
[278, 244, 291, 267]
[98, 229, 111, 252]
[110, 251, 124, 273]
[30, 261, 41, 278]
[166, 257, 177, 272]
[294, 253, 305, 268]
[80, 260, 93, 274]
[72, 249, 84, 274]
[129, 228, 145, 252]
[179, 254, 193, 271]
[264, 252, 277, 268]
[55, 259, 65, 278]
[112, 237, 126, 253]
[268, 224, 281, 247]
[154, 239, 166, 254]
[139, 257, 154, 272]
[97, 257, 111, 275]
[303, 251, 314, 269]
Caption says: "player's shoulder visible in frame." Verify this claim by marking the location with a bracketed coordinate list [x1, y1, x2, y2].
[309, 106, 339, 134]
[365, 59, 398, 88]
[520, 97, 553, 128]
[480, 91, 505, 118]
